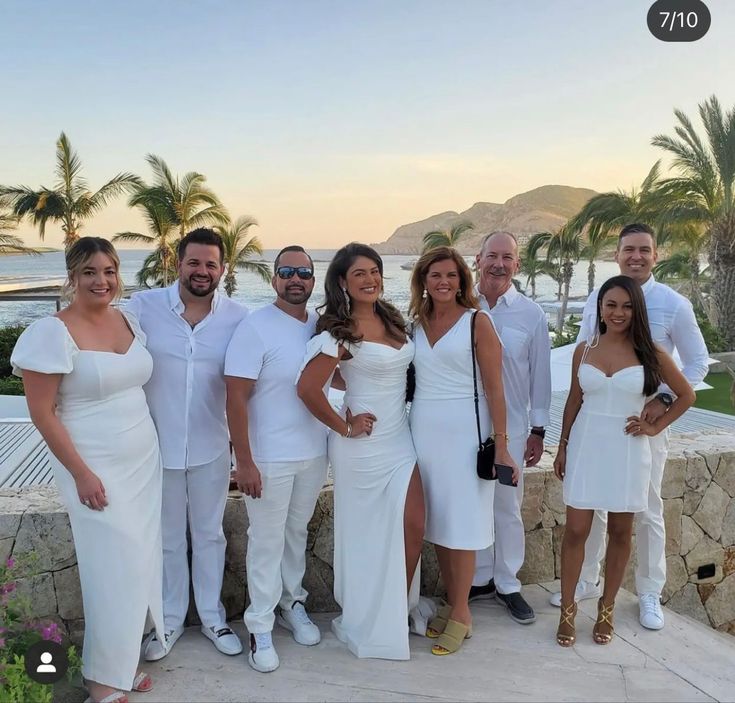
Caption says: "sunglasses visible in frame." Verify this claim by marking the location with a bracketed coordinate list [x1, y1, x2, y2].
[276, 266, 314, 280]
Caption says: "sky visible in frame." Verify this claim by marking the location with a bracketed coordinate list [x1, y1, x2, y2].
[1, 0, 733, 250]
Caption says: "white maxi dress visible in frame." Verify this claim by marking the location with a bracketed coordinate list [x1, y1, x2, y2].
[409, 309, 495, 549]
[563, 362, 652, 513]
[299, 331, 420, 660]
[11, 316, 165, 690]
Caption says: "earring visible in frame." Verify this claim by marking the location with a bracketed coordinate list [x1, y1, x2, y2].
[342, 287, 351, 314]
[422, 288, 427, 299]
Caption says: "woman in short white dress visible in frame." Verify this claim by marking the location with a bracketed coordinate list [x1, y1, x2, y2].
[297, 243, 424, 660]
[408, 247, 517, 655]
[11, 238, 164, 703]
[554, 275, 695, 647]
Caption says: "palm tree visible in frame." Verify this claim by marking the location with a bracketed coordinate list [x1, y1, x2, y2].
[115, 155, 229, 287]
[422, 221, 474, 252]
[113, 199, 178, 287]
[580, 225, 617, 294]
[652, 95, 735, 348]
[0, 132, 139, 249]
[520, 234, 558, 299]
[214, 216, 271, 297]
[530, 223, 583, 337]
[0, 210, 40, 256]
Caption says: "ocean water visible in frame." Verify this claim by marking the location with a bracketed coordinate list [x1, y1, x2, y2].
[0, 249, 621, 327]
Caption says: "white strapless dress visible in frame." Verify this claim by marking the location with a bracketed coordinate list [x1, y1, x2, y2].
[563, 363, 652, 513]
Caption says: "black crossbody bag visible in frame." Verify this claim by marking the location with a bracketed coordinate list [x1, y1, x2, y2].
[471, 311, 496, 480]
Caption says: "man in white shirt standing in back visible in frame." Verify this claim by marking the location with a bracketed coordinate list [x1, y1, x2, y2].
[224, 246, 328, 674]
[470, 231, 552, 625]
[549, 223, 709, 631]
[126, 228, 248, 660]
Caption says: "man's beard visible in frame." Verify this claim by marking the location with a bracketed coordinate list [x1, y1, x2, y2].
[278, 285, 311, 305]
[182, 275, 218, 297]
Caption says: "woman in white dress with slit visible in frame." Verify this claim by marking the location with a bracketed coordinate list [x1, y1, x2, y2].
[553, 275, 695, 648]
[11, 238, 164, 703]
[297, 243, 424, 660]
[407, 247, 517, 656]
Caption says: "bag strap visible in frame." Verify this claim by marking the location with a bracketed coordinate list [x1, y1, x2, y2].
[470, 310, 482, 450]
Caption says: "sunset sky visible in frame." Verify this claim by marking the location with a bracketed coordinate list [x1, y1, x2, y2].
[1, 0, 733, 250]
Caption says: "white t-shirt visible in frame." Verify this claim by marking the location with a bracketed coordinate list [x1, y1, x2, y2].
[224, 304, 328, 463]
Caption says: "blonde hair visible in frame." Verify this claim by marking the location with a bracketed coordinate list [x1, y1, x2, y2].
[408, 246, 478, 327]
[62, 237, 125, 303]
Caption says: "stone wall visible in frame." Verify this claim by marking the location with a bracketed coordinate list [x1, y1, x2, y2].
[1, 430, 733, 643]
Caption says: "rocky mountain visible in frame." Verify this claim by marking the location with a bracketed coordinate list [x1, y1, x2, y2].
[372, 185, 598, 255]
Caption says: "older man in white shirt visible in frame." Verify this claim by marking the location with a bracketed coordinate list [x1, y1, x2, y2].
[126, 228, 248, 660]
[469, 231, 552, 625]
[549, 223, 709, 631]
[224, 245, 328, 674]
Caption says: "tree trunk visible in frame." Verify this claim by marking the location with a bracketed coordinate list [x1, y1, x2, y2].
[709, 217, 735, 349]
[588, 258, 596, 294]
[224, 271, 236, 298]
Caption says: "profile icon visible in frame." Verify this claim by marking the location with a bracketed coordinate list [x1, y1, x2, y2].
[25, 640, 68, 685]
[36, 651, 57, 673]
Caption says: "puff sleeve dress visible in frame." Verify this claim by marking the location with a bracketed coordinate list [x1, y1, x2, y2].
[11, 315, 164, 691]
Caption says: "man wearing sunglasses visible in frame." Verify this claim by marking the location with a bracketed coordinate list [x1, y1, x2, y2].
[225, 245, 328, 673]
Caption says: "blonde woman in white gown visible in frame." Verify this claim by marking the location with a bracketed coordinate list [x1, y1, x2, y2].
[297, 243, 425, 660]
[554, 275, 694, 648]
[11, 238, 164, 703]
[407, 247, 517, 656]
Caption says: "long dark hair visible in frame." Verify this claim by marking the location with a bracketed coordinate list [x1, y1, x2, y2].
[408, 246, 478, 327]
[596, 275, 662, 395]
[316, 242, 406, 344]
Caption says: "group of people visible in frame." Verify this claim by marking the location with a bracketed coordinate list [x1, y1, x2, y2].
[10, 222, 708, 703]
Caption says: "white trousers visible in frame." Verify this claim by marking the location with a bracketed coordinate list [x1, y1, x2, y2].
[580, 430, 669, 595]
[162, 451, 230, 630]
[243, 456, 328, 634]
[473, 436, 526, 593]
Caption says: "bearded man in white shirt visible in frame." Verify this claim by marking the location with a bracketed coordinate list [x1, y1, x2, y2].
[549, 223, 709, 631]
[126, 228, 248, 660]
[469, 231, 552, 625]
[224, 246, 328, 673]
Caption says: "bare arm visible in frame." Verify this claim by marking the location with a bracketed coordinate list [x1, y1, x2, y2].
[474, 313, 518, 481]
[225, 376, 263, 498]
[553, 343, 586, 480]
[297, 351, 376, 438]
[625, 350, 697, 437]
[23, 371, 108, 510]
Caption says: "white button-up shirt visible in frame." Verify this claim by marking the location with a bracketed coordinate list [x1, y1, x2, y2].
[577, 275, 709, 392]
[477, 285, 552, 439]
[125, 283, 248, 469]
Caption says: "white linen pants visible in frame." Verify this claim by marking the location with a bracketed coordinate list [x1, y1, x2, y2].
[244, 455, 328, 633]
[473, 435, 526, 593]
[580, 430, 669, 595]
[162, 451, 231, 630]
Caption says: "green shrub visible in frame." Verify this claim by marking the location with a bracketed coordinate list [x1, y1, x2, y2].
[0, 377, 24, 396]
[0, 327, 25, 379]
[694, 309, 727, 353]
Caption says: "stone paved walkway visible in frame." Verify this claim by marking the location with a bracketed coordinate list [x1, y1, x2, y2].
[116, 583, 735, 703]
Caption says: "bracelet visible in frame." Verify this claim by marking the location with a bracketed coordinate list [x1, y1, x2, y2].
[492, 432, 509, 441]
[344, 422, 352, 438]
[560, 437, 569, 447]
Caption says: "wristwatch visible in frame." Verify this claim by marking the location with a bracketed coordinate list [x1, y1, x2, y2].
[530, 427, 546, 439]
[656, 392, 674, 409]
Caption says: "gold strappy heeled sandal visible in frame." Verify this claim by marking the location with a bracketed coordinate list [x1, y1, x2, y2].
[593, 599, 615, 645]
[556, 602, 577, 647]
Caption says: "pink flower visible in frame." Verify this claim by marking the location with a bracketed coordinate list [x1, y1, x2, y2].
[5, 558, 14, 569]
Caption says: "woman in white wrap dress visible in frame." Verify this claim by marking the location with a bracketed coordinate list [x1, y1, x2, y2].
[11, 238, 163, 703]
[297, 243, 424, 660]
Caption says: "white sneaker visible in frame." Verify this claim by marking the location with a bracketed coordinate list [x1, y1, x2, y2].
[549, 580, 602, 607]
[144, 625, 184, 661]
[201, 624, 243, 655]
[277, 602, 321, 645]
[639, 592, 665, 630]
[248, 632, 280, 673]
